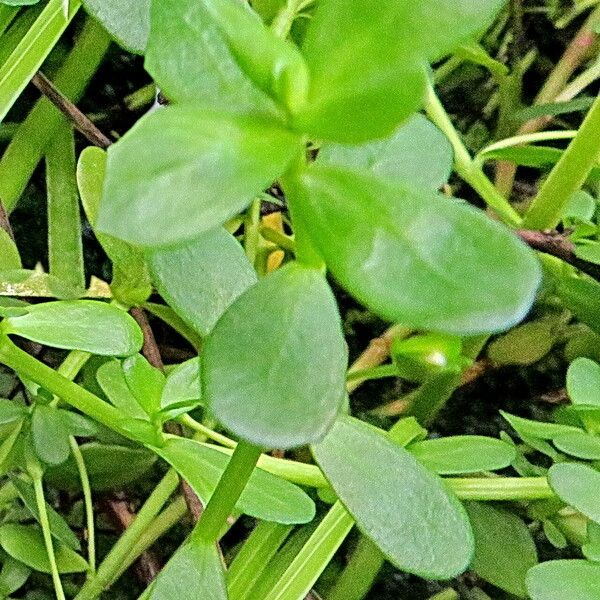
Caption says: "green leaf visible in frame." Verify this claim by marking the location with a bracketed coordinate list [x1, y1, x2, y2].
[0, 524, 88, 574]
[154, 437, 315, 525]
[160, 359, 202, 418]
[0, 229, 21, 270]
[312, 416, 474, 579]
[501, 411, 583, 440]
[295, 0, 503, 141]
[466, 502, 537, 598]
[31, 405, 71, 466]
[145, 0, 308, 114]
[147, 228, 257, 337]
[96, 360, 148, 420]
[0, 555, 30, 597]
[317, 114, 453, 189]
[549, 463, 600, 524]
[408, 436, 516, 474]
[557, 277, 600, 335]
[552, 432, 600, 459]
[583, 521, 600, 562]
[11, 476, 80, 550]
[563, 190, 597, 222]
[82, 0, 149, 54]
[287, 165, 540, 335]
[97, 108, 301, 247]
[576, 242, 600, 265]
[122, 354, 165, 418]
[1, 300, 143, 355]
[203, 262, 347, 449]
[0, 398, 26, 425]
[488, 320, 556, 366]
[77, 146, 151, 307]
[148, 538, 227, 600]
[45, 443, 157, 491]
[527, 560, 600, 600]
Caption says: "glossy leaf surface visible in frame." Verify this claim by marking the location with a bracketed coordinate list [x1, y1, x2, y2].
[549, 463, 600, 524]
[98, 108, 300, 247]
[288, 166, 540, 335]
[312, 416, 474, 579]
[203, 262, 347, 449]
[527, 560, 600, 600]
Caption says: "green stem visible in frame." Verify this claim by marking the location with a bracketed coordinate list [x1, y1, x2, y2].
[0, 17, 110, 212]
[0, 335, 129, 437]
[74, 470, 180, 600]
[179, 414, 237, 449]
[271, 0, 311, 38]
[424, 83, 522, 226]
[32, 475, 66, 600]
[192, 441, 262, 543]
[244, 198, 262, 267]
[346, 364, 399, 383]
[523, 92, 600, 229]
[69, 436, 95, 575]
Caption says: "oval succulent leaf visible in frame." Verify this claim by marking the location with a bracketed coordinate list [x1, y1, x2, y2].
[1, 300, 143, 355]
[527, 560, 600, 600]
[548, 463, 600, 525]
[97, 108, 301, 247]
[312, 416, 474, 579]
[286, 165, 541, 335]
[202, 262, 347, 449]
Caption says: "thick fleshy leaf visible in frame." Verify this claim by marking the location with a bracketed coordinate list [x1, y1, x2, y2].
[0, 398, 26, 425]
[466, 502, 537, 598]
[488, 320, 556, 366]
[45, 443, 157, 491]
[82, 0, 149, 54]
[77, 146, 151, 307]
[567, 358, 600, 407]
[1, 301, 143, 355]
[145, 0, 307, 114]
[501, 411, 582, 440]
[149, 538, 227, 600]
[97, 108, 301, 247]
[147, 228, 257, 337]
[0, 524, 88, 574]
[552, 432, 600, 460]
[160, 359, 202, 417]
[549, 463, 600, 525]
[527, 560, 600, 600]
[122, 354, 165, 418]
[312, 416, 474, 579]
[295, 0, 504, 141]
[317, 114, 452, 190]
[31, 405, 71, 466]
[0, 555, 30, 597]
[96, 360, 149, 420]
[287, 166, 540, 335]
[202, 262, 347, 449]
[154, 437, 316, 524]
[408, 436, 516, 475]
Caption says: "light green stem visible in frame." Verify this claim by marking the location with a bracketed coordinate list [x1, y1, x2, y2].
[33, 475, 66, 600]
[74, 470, 180, 600]
[523, 92, 600, 229]
[424, 83, 522, 226]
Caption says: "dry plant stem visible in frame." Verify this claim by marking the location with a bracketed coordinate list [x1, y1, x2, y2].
[31, 71, 112, 149]
[495, 4, 600, 195]
[517, 229, 600, 280]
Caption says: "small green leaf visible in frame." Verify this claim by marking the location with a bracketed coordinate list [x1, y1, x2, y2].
[0, 524, 88, 574]
[149, 538, 227, 600]
[466, 502, 537, 598]
[527, 560, 600, 600]
[147, 228, 257, 337]
[98, 108, 301, 247]
[575, 242, 600, 265]
[568, 358, 600, 407]
[45, 443, 157, 491]
[549, 463, 600, 525]
[0, 399, 26, 425]
[203, 262, 347, 449]
[122, 354, 165, 418]
[77, 146, 151, 307]
[501, 411, 582, 440]
[0, 555, 30, 597]
[312, 416, 474, 579]
[583, 521, 600, 562]
[96, 360, 149, 420]
[552, 432, 600, 459]
[11, 476, 80, 550]
[557, 276, 600, 335]
[82, 0, 149, 54]
[317, 114, 453, 190]
[146, 0, 308, 114]
[160, 359, 202, 418]
[0, 229, 20, 270]
[563, 190, 597, 222]
[31, 405, 71, 466]
[408, 436, 516, 474]
[287, 165, 540, 335]
[155, 437, 316, 525]
[1, 300, 143, 355]
[488, 320, 556, 366]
